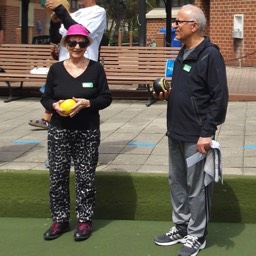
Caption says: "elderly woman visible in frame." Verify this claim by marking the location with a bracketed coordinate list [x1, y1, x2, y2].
[41, 24, 112, 241]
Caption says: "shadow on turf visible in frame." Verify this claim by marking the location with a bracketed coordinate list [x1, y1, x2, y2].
[207, 222, 245, 250]
[207, 181, 244, 249]
[95, 172, 138, 220]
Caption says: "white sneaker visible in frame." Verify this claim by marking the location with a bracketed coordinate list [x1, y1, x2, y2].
[178, 235, 206, 256]
[154, 226, 187, 246]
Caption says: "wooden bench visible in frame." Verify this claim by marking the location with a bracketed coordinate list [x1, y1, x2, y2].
[99, 46, 180, 106]
[0, 44, 56, 102]
[0, 44, 180, 104]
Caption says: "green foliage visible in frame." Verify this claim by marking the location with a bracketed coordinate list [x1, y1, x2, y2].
[97, 0, 157, 43]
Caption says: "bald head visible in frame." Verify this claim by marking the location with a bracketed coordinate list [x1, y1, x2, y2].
[180, 4, 206, 33]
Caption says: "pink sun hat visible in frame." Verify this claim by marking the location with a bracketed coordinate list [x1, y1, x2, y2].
[61, 24, 93, 46]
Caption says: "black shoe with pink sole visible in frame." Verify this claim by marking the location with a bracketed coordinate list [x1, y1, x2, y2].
[74, 221, 93, 241]
[44, 222, 70, 240]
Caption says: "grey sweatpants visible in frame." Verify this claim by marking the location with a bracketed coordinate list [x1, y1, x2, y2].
[168, 137, 213, 238]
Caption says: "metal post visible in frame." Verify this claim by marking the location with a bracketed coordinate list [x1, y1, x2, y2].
[165, 0, 172, 47]
[21, 0, 30, 44]
[137, 0, 146, 47]
[136, 0, 147, 93]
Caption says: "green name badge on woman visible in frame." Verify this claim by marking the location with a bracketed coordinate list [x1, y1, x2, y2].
[82, 82, 93, 88]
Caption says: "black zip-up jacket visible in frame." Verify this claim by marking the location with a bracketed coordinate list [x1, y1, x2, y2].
[167, 37, 228, 142]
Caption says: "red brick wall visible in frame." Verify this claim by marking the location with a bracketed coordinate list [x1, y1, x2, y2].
[147, 20, 166, 46]
[1, 5, 20, 43]
[207, 0, 256, 67]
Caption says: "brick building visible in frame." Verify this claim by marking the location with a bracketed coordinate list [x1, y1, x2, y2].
[1, 0, 256, 66]
[147, 0, 256, 66]
[0, 0, 50, 44]
[0, 0, 78, 44]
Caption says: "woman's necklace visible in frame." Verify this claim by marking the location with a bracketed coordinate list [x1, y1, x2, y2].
[64, 58, 89, 78]
[66, 58, 88, 69]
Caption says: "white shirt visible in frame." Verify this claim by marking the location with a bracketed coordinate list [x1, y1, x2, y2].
[59, 5, 106, 61]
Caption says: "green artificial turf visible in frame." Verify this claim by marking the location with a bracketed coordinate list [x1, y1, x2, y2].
[0, 170, 256, 223]
[0, 217, 255, 256]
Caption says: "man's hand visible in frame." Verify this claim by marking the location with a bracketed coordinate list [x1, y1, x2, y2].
[152, 88, 171, 101]
[45, 0, 61, 10]
[50, 43, 59, 60]
[197, 137, 212, 154]
[50, 13, 61, 23]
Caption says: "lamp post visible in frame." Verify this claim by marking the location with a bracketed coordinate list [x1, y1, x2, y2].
[136, 0, 146, 90]
[21, 0, 30, 43]
[165, 0, 172, 47]
[137, 0, 146, 46]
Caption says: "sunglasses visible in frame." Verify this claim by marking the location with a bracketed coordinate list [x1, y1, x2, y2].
[66, 40, 89, 48]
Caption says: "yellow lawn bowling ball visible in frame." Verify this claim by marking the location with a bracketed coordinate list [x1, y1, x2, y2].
[60, 99, 76, 114]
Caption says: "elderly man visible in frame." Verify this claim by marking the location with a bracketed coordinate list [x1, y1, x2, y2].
[154, 4, 228, 256]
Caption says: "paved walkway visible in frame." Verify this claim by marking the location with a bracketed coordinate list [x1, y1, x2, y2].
[227, 66, 256, 100]
[0, 66, 256, 175]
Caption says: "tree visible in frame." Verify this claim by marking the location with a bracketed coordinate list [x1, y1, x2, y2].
[98, 0, 156, 44]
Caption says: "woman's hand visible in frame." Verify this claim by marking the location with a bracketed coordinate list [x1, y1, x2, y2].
[69, 97, 90, 118]
[52, 100, 69, 117]
[53, 98, 90, 117]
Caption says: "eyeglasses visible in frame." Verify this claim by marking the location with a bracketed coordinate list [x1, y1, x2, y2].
[173, 20, 195, 26]
[66, 40, 89, 48]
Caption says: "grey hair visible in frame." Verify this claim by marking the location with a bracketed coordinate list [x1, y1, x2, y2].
[181, 4, 207, 33]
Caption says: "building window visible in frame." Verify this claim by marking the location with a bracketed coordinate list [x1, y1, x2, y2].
[157, 0, 194, 8]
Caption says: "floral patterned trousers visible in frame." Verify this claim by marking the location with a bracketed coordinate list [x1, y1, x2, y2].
[47, 125, 100, 223]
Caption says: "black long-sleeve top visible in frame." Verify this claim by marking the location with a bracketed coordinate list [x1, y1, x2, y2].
[41, 60, 112, 130]
[49, 5, 76, 44]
